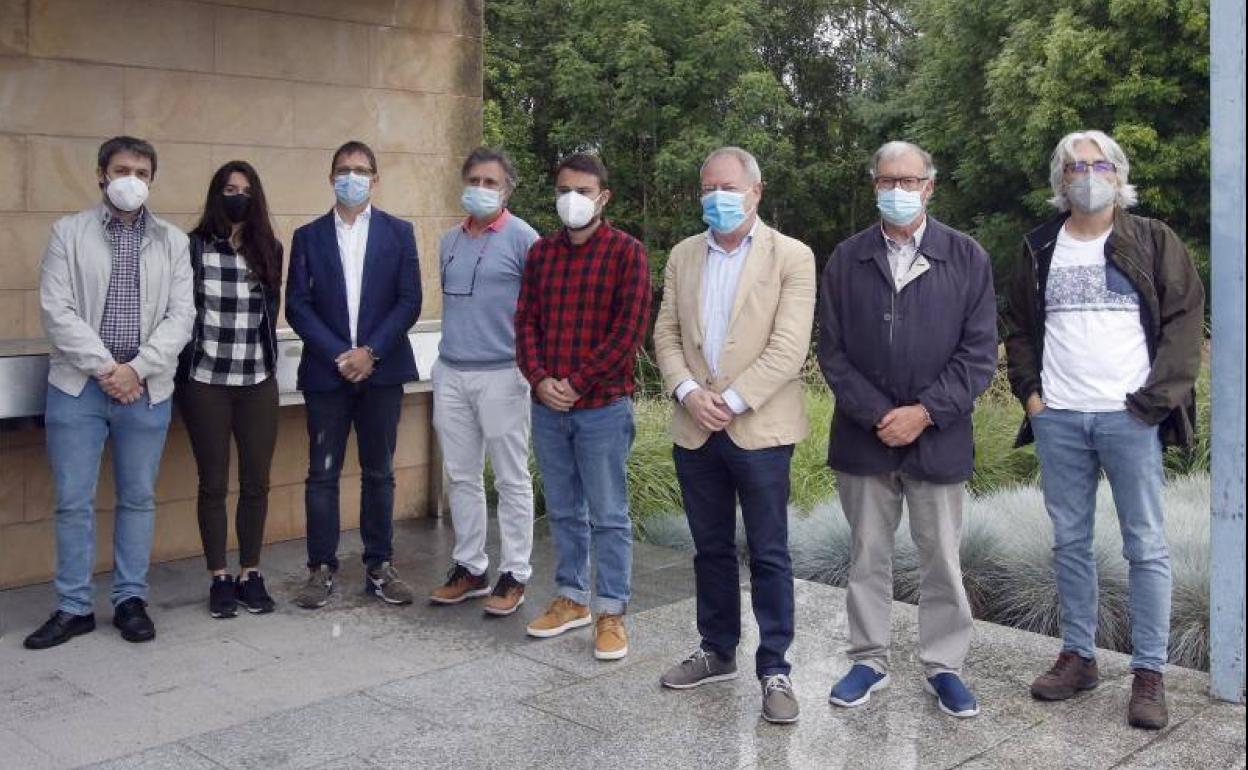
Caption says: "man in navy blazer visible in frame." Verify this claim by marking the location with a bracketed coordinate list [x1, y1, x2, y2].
[285, 140, 422, 609]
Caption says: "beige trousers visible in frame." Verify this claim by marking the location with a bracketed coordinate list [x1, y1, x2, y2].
[837, 472, 973, 676]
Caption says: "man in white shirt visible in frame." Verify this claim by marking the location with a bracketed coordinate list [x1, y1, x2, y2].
[286, 141, 422, 610]
[653, 147, 816, 724]
[1004, 130, 1205, 731]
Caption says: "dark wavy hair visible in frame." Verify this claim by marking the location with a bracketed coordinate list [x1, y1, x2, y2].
[192, 161, 282, 291]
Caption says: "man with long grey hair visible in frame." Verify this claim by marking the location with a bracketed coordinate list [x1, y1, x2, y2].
[1004, 130, 1204, 730]
[819, 140, 997, 719]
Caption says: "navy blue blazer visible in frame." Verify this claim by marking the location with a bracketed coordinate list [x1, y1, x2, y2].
[285, 207, 422, 392]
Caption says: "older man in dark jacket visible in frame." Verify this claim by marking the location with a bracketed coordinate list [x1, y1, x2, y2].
[818, 141, 997, 719]
[1003, 130, 1204, 731]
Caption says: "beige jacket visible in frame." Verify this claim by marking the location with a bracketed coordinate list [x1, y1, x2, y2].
[40, 204, 194, 404]
[654, 222, 816, 450]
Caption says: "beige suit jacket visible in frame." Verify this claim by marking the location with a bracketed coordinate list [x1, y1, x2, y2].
[653, 222, 816, 450]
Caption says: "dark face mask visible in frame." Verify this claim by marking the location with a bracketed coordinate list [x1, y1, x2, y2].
[222, 193, 251, 224]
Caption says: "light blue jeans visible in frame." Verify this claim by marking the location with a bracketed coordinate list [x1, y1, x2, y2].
[531, 399, 634, 615]
[1031, 408, 1171, 672]
[45, 380, 171, 615]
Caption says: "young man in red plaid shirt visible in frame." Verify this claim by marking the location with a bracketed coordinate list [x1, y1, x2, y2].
[517, 153, 652, 660]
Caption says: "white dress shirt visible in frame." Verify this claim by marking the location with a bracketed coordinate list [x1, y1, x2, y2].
[882, 216, 928, 293]
[674, 220, 758, 414]
[334, 204, 372, 346]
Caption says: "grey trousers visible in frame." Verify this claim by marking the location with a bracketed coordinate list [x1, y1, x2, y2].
[837, 472, 973, 676]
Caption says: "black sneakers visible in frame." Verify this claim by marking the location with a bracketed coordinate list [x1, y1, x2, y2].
[236, 571, 276, 614]
[210, 575, 238, 619]
[24, 611, 96, 650]
[112, 598, 156, 643]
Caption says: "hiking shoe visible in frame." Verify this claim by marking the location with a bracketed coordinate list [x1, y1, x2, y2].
[113, 598, 156, 643]
[295, 565, 334, 609]
[526, 596, 592, 638]
[366, 562, 414, 605]
[483, 572, 526, 616]
[1031, 650, 1099, 701]
[594, 614, 628, 660]
[829, 664, 890, 707]
[661, 648, 739, 689]
[1128, 669, 1168, 730]
[236, 571, 276, 614]
[761, 674, 800, 724]
[209, 575, 238, 619]
[24, 611, 95, 650]
[430, 564, 490, 605]
[925, 673, 980, 718]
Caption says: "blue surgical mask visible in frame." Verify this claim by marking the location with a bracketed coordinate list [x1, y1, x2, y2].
[876, 188, 924, 226]
[701, 190, 752, 234]
[334, 172, 372, 207]
[461, 185, 502, 218]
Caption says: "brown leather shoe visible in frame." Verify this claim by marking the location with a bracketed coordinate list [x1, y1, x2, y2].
[1031, 651, 1100, 701]
[429, 564, 490, 605]
[483, 572, 525, 616]
[1128, 669, 1168, 730]
[594, 613, 628, 660]
[527, 596, 592, 638]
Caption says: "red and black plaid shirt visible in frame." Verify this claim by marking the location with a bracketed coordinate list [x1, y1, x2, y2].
[516, 220, 652, 409]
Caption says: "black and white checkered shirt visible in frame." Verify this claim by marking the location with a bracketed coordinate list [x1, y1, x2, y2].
[99, 210, 145, 363]
[190, 239, 269, 386]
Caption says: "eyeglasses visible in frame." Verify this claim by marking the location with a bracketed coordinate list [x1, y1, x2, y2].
[333, 166, 375, 177]
[873, 176, 929, 192]
[440, 230, 494, 297]
[1063, 160, 1116, 174]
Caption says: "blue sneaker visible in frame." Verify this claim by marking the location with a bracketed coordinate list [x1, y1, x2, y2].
[925, 673, 980, 718]
[828, 664, 890, 707]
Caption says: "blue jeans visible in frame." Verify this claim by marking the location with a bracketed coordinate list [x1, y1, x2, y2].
[531, 399, 634, 615]
[45, 380, 172, 615]
[675, 433, 795, 678]
[1031, 408, 1171, 671]
[303, 383, 403, 571]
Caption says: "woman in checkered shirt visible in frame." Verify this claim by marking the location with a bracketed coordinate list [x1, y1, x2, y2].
[175, 161, 284, 621]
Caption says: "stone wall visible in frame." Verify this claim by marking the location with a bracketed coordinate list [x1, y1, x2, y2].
[0, 0, 480, 587]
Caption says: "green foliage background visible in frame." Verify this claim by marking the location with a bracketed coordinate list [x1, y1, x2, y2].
[483, 0, 1211, 292]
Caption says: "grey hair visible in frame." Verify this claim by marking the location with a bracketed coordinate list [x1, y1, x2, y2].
[461, 146, 519, 193]
[870, 141, 937, 180]
[1048, 130, 1138, 211]
[701, 146, 762, 184]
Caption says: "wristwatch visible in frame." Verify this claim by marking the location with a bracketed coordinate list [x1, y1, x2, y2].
[363, 345, 379, 362]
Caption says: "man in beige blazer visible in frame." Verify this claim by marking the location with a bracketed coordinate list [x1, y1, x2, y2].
[653, 147, 816, 724]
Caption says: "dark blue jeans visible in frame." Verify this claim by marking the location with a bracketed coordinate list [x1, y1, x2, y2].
[674, 432, 795, 678]
[303, 383, 403, 571]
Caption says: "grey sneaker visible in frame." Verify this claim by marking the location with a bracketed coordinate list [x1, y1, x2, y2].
[294, 566, 334, 609]
[761, 674, 800, 724]
[661, 648, 739, 689]
[366, 562, 414, 605]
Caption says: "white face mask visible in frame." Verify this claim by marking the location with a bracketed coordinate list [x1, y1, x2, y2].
[1066, 174, 1116, 214]
[556, 190, 600, 230]
[105, 175, 150, 212]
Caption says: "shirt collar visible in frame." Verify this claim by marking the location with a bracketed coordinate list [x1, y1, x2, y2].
[461, 208, 511, 233]
[334, 204, 372, 229]
[881, 215, 927, 250]
[707, 218, 760, 255]
[558, 218, 609, 246]
[101, 204, 149, 229]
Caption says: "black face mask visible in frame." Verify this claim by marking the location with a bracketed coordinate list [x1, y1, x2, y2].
[222, 193, 251, 224]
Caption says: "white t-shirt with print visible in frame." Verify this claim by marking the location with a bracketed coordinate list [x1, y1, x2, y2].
[1041, 225, 1151, 412]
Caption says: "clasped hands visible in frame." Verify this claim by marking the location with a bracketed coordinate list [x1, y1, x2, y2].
[336, 347, 375, 383]
[875, 404, 932, 447]
[95, 363, 143, 404]
[536, 377, 581, 411]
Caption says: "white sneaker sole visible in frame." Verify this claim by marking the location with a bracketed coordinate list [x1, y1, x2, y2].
[594, 644, 628, 661]
[829, 673, 890, 707]
[429, 587, 491, 605]
[483, 594, 525, 617]
[661, 671, 740, 690]
[924, 680, 980, 718]
[526, 613, 593, 638]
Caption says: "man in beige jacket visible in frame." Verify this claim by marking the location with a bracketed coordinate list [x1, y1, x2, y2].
[653, 147, 816, 724]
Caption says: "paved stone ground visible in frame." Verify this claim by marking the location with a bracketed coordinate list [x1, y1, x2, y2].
[0, 517, 1243, 770]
